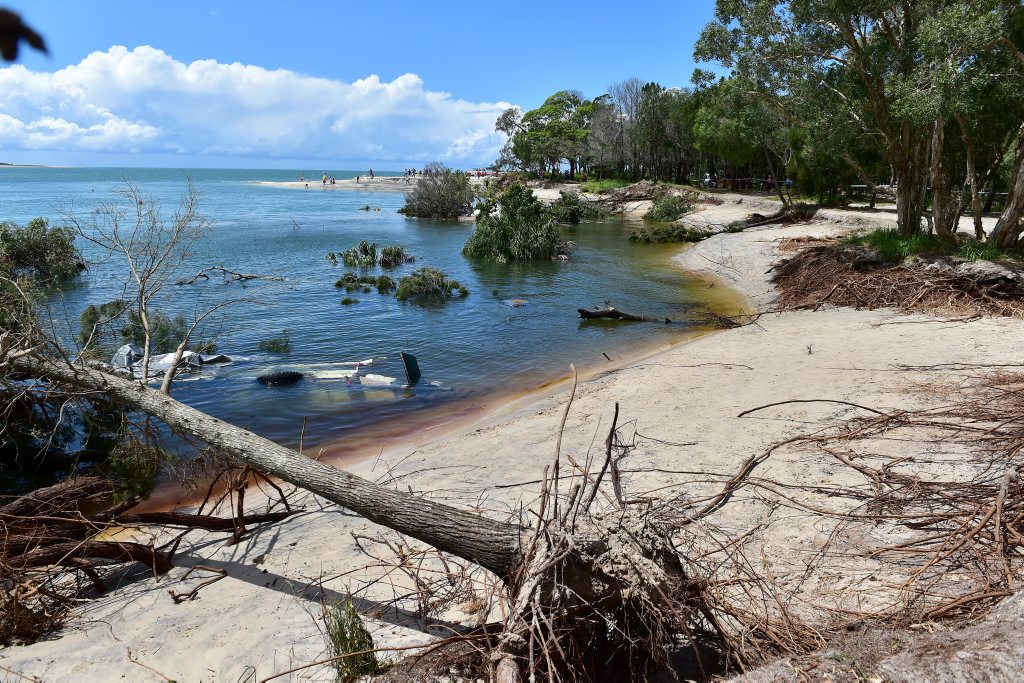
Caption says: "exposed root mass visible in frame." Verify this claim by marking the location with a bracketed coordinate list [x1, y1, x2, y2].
[772, 245, 1024, 318]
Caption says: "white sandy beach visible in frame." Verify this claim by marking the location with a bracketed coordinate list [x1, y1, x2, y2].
[3, 195, 1021, 681]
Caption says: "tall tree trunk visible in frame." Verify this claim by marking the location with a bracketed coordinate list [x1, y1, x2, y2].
[955, 113, 985, 240]
[762, 146, 788, 206]
[14, 356, 524, 577]
[929, 118, 958, 243]
[894, 123, 925, 236]
[989, 122, 1024, 249]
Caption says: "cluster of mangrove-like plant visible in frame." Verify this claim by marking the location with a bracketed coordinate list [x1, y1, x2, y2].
[395, 267, 468, 302]
[333, 264, 466, 306]
[334, 272, 396, 295]
[327, 241, 415, 269]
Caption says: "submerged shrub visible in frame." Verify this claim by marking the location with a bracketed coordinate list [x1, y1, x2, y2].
[121, 310, 189, 355]
[258, 330, 291, 353]
[395, 267, 469, 303]
[0, 217, 86, 283]
[323, 600, 380, 682]
[643, 194, 692, 223]
[379, 245, 415, 268]
[330, 244, 414, 269]
[629, 224, 713, 243]
[340, 240, 378, 268]
[399, 161, 476, 218]
[463, 183, 562, 262]
[547, 190, 608, 225]
[374, 275, 396, 294]
[340, 297, 359, 305]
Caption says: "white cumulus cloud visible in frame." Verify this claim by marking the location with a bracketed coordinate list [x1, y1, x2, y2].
[0, 46, 512, 165]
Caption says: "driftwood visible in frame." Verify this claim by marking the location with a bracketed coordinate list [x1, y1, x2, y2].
[578, 306, 671, 324]
[175, 266, 284, 286]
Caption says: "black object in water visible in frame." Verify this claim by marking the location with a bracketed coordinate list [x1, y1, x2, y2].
[257, 370, 304, 386]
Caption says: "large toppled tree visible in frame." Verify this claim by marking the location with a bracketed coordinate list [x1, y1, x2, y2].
[6, 345, 734, 681]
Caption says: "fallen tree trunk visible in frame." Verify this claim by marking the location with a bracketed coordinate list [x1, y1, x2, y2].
[578, 307, 671, 323]
[8, 540, 174, 574]
[14, 356, 524, 577]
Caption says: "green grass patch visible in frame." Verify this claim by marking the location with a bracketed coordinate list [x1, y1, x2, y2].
[846, 228, 1016, 264]
[322, 600, 381, 681]
[579, 178, 632, 194]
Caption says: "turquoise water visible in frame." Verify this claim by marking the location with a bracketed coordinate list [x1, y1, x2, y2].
[1, 167, 712, 459]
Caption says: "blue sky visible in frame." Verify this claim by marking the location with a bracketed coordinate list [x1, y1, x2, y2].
[2, 1, 718, 168]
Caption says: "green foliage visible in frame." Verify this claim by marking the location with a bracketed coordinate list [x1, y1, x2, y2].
[258, 330, 291, 353]
[121, 310, 189, 355]
[643, 194, 692, 222]
[579, 178, 631, 194]
[0, 218, 85, 284]
[322, 600, 380, 682]
[373, 275, 396, 294]
[105, 437, 173, 501]
[500, 91, 599, 177]
[395, 267, 469, 303]
[78, 300, 127, 350]
[547, 190, 607, 224]
[847, 229, 1017, 263]
[335, 272, 396, 294]
[378, 245, 414, 268]
[630, 224, 712, 243]
[399, 162, 476, 218]
[340, 241, 378, 268]
[463, 183, 562, 262]
[340, 297, 359, 305]
[330, 243, 414, 270]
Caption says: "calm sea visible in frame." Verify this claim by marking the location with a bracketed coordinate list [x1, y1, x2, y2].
[1, 167, 718, 485]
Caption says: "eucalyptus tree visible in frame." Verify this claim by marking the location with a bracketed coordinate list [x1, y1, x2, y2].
[500, 90, 598, 177]
[609, 77, 646, 178]
[693, 76, 792, 204]
[696, 0, 1024, 239]
[695, 1, 936, 233]
[982, 3, 1024, 248]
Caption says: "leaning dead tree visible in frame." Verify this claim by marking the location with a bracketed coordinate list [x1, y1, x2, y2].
[9, 352, 740, 680]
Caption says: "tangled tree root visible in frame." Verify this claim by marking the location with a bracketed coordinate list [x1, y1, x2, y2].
[772, 244, 1024, 317]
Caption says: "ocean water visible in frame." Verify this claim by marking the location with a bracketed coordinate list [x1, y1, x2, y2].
[1, 167, 719, 472]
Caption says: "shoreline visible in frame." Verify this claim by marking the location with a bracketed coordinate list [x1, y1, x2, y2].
[141, 240, 751, 512]
[6, 193, 1022, 680]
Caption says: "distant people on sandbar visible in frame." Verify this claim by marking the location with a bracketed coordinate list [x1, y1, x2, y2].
[356, 175, 360, 183]
[322, 172, 328, 186]
[369, 168, 374, 179]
